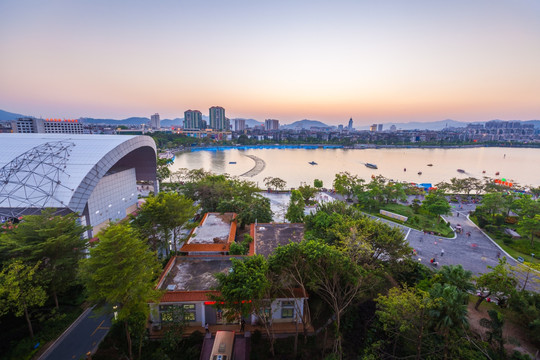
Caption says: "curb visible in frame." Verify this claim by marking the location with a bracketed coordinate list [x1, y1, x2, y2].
[466, 215, 540, 276]
[37, 305, 95, 360]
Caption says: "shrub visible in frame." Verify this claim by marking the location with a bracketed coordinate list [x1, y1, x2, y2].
[494, 215, 505, 226]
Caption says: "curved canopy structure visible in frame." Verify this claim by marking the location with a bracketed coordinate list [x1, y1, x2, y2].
[0, 134, 156, 219]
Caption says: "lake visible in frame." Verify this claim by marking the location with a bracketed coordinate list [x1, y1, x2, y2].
[171, 147, 540, 188]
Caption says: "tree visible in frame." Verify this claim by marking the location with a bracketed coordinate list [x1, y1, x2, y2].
[285, 190, 305, 223]
[269, 242, 313, 351]
[475, 258, 518, 310]
[0, 210, 88, 308]
[263, 176, 287, 191]
[479, 193, 505, 218]
[333, 172, 358, 201]
[313, 179, 323, 189]
[303, 240, 367, 359]
[132, 192, 198, 255]
[157, 157, 173, 181]
[434, 265, 474, 294]
[217, 194, 272, 228]
[213, 255, 277, 356]
[518, 214, 540, 248]
[0, 260, 47, 338]
[376, 286, 435, 359]
[79, 223, 162, 360]
[421, 190, 451, 221]
[297, 184, 318, 204]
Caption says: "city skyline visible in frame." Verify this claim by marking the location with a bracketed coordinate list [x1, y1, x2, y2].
[1, 0, 539, 126]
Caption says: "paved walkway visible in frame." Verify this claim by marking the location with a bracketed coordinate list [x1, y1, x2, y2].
[38, 306, 111, 360]
[325, 192, 539, 290]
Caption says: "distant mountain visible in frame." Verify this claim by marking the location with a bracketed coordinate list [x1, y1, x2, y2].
[281, 119, 330, 129]
[0, 109, 25, 121]
[161, 118, 183, 127]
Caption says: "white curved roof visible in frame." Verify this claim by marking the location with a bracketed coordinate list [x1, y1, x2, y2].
[0, 134, 156, 216]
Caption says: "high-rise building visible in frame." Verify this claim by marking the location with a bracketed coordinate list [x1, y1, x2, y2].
[234, 119, 246, 131]
[184, 110, 204, 129]
[369, 124, 377, 132]
[265, 119, 279, 131]
[12, 118, 84, 134]
[348, 118, 353, 130]
[209, 106, 226, 130]
[150, 113, 160, 129]
[378, 124, 383, 132]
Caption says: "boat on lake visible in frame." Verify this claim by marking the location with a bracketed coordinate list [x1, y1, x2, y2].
[309, 161, 317, 165]
[427, 164, 433, 166]
[495, 171, 500, 175]
[229, 161, 237, 164]
[457, 169, 465, 173]
[365, 163, 378, 169]
[418, 171, 422, 175]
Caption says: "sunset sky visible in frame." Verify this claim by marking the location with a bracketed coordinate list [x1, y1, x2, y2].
[1, 0, 539, 125]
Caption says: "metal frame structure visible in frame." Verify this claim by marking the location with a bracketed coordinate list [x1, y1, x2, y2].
[0, 141, 75, 219]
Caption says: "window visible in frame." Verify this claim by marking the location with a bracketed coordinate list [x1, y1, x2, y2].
[281, 300, 295, 319]
[159, 304, 196, 322]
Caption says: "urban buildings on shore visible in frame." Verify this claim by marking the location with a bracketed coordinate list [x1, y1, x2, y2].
[264, 119, 279, 131]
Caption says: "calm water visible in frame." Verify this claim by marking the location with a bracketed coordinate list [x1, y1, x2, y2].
[171, 147, 540, 188]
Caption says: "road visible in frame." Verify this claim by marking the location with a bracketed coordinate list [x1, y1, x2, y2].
[38, 306, 112, 360]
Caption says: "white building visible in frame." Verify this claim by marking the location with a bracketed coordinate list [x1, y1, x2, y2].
[150, 113, 160, 130]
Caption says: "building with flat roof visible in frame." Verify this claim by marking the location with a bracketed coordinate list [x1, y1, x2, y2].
[150, 113, 160, 129]
[184, 110, 205, 129]
[150, 256, 308, 329]
[179, 213, 237, 255]
[209, 106, 226, 130]
[12, 118, 84, 134]
[0, 134, 156, 237]
[265, 119, 279, 131]
[250, 223, 305, 258]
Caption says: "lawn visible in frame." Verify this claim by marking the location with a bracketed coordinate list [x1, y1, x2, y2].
[379, 203, 454, 238]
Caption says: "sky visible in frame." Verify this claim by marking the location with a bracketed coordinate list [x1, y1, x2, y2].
[1, 0, 539, 126]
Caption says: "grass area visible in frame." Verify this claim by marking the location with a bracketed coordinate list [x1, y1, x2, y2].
[375, 203, 454, 238]
[469, 216, 540, 265]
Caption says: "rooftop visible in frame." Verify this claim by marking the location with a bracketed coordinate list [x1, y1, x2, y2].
[180, 213, 236, 253]
[158, 256, 233, 292]
[252, 223, 305, 258]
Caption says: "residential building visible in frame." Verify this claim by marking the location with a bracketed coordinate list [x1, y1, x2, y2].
[184, 110, 204, 129]
[378, 124, 383, 132]
[11, 117, 84, 134]
[369, 124, 377, 132]
[150, 113, 160, 129]
[348, 118, 353, 130]
[265, 119, 279, 131]
[234, 118, 246, 131]
[209, 106, 226, 130]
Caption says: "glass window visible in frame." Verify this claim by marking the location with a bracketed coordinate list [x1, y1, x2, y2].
[281, 308, 294, 318]
[160, 304, 196, 323]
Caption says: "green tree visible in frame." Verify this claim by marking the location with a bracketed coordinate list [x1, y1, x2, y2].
[518, 214, 540, 248]
[263, 176, 287, 191]
[376, 286, 435, 359]
[333, 172, 358, 201]
[297, 184, 318, 204]
[79, 223, 162, 360]
[0, 210, 88, 308]
[0, 260, 47, 338]
[434, 265, 474, 294]
[217, 194, 272, 228]
[313, 179, 323, 189]
[132, 192, 198, 255]
[475, 258, 518, 310]
[479, 193, 505, 218]
[213, 255, 277, 356]
[157, 157, 173, 181]
[303, 240, 367, 359]
[285, 190, 305, 223]
[421, 190, 451, 221]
